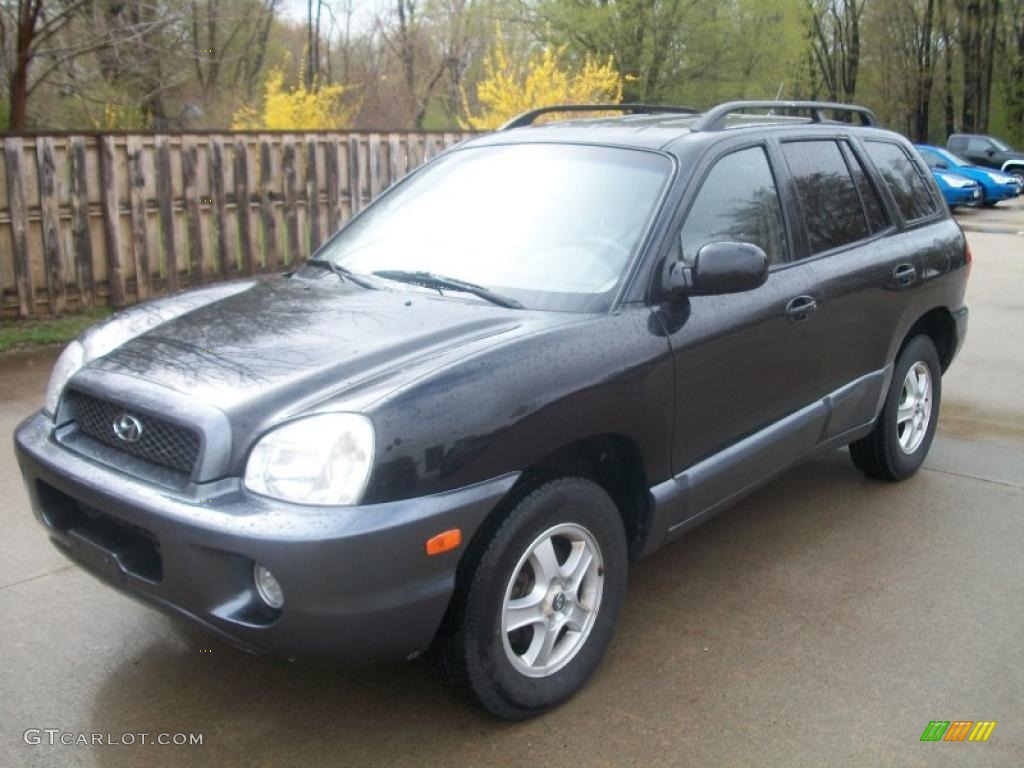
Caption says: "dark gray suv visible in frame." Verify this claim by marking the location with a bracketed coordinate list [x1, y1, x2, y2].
[15, 100, 969, 719]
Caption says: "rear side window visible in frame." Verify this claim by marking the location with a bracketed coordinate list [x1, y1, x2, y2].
[782, 140, 869, 254]
[679, 146, 788, 266]
[842, 142, 888, 233]
[864, 141, 938, 221]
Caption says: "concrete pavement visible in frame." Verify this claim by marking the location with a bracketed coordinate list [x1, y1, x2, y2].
[1, 204, 1022, 767]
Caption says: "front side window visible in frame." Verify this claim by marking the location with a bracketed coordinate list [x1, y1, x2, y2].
[314, 144, 671, 313]
[864, 141, 938, 222]
[782, 140, 870, 254]
[967, 137, 994, 153]
[679, 146, 787, 266]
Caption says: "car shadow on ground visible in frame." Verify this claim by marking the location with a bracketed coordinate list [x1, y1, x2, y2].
[82, 449, 899, 766]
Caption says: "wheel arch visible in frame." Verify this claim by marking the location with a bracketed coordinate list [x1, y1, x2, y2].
[458, 433, 654, 571]
[900, 306, 958, 372]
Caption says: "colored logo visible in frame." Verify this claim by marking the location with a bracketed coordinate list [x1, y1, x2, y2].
[112, 413, 144, 443]
[920, 721, 996, 742]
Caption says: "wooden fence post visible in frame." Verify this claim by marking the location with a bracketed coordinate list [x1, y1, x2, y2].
[180, 137, 205, 284]
[126, 135, 151, 299]
[347, 135, 362, 215]
[35, 136, 67, 314]
[69, 136, 95, 308]
[258, 137, 279, 271]
[3, 137, 34, 317]
[324, 138, 341, 235]
[234, 139, 254, 275]
[208, 136, 230, 275]
[282, 138, 300, 265]
[305, 137, 321, 251]
[97, 135, 126, 307]
[156, 135, 178, 292]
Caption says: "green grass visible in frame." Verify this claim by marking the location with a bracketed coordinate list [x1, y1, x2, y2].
[0, 307, 113, 354]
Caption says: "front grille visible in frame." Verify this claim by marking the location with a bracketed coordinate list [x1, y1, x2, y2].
[69, 391, 201, 475]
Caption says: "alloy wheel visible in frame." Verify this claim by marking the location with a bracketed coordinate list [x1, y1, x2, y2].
[897, 361, 933, 454]
[501, 523, 604, 678]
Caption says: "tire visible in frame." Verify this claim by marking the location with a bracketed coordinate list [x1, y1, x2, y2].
[850, 335, 941, 480]
[433, 476, 628, 720]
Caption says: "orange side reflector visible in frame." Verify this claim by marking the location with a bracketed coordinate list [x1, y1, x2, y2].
[425, 529, 462, 556]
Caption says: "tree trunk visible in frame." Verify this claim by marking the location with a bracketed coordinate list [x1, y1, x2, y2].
[8, 0, 43, 130]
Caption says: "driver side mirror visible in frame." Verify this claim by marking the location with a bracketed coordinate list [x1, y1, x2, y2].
[986, 148, 996, 157]
[665, 241, 769, 298]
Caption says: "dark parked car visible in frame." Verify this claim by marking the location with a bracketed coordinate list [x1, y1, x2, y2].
[947, 133, 1024, 182]
[16, 100, 970, 720]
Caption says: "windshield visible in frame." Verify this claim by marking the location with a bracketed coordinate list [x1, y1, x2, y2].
[314, 144, 671, 312]
[926, 147, 967, 167]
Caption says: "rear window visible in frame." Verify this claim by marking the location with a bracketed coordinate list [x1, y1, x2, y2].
[782, 140, 869, 254]
[863, 141, 938, 222]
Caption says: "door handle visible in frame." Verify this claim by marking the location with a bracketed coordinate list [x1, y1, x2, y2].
[893, 263, 918, 287]
[785, 295, 818, 323]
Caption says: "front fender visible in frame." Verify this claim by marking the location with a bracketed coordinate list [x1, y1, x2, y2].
[361, 308, 675, 504]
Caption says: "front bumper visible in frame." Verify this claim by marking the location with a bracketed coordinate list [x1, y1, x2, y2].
[15, 411, 517, 662]
[946, 186, 982, 206]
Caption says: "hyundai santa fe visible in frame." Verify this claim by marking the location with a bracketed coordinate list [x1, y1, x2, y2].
[15, 100, 970, 719]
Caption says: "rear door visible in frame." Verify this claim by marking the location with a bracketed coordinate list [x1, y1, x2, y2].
[791, 137, 942, 435]
[779, 138, 907, 403]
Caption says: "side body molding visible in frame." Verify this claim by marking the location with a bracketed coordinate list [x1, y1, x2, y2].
[638, 367, 890, 558]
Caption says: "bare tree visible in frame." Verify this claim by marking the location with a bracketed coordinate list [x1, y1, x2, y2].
[807, 0, 866, 102]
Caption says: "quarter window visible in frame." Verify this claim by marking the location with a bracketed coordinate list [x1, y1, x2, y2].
[782, 140, 870, 254]
[679, 146, 787, 266]
[864, 141, 938, 222]
[842, 142, 888, 233]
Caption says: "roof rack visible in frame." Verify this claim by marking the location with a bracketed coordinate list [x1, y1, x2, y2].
[499, 103, 700, 131]
[691, 100, 879, 132]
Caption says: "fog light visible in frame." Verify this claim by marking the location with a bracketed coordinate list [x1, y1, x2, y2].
[253, 563, 284, 609]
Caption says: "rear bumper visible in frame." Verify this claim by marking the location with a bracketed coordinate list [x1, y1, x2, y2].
[15, 411, 516, 662]
[952, 305, 969, 364]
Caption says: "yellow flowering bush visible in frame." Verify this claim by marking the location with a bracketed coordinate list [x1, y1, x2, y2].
[233, 69, 355, 130]
[461, 30, 623, 130]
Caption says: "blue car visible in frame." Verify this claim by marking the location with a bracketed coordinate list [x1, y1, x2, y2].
[916, 144, 1023, 206]
[928, 167, 983, 209]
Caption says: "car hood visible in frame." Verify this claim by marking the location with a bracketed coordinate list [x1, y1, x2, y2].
[83, 275, 563, 419]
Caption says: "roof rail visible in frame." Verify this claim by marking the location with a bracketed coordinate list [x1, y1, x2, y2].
[690, 100, 879, 132]
[499, 103, 700, 131]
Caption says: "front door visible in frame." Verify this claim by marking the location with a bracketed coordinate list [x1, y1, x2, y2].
[658, 143, 827, 524]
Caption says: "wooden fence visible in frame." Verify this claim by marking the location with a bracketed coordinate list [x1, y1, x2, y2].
[0, 130, 476, 318]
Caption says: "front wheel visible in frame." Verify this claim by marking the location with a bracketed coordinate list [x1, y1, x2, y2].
[433, 477, 627, 719]
[850, 335, 941, 480]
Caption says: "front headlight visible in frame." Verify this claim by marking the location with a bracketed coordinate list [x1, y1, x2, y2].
[939, 173, 972, 189]
[44, 340, 85, 416]
[244, 414, 375, 506]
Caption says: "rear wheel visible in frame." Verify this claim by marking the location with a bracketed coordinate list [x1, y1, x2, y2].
[850, 335, 941, 480]
[433, 477, 627, 719]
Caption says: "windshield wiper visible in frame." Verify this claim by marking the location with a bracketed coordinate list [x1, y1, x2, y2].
[372, 270, 524, 309]
[306, 258, 377, 289]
